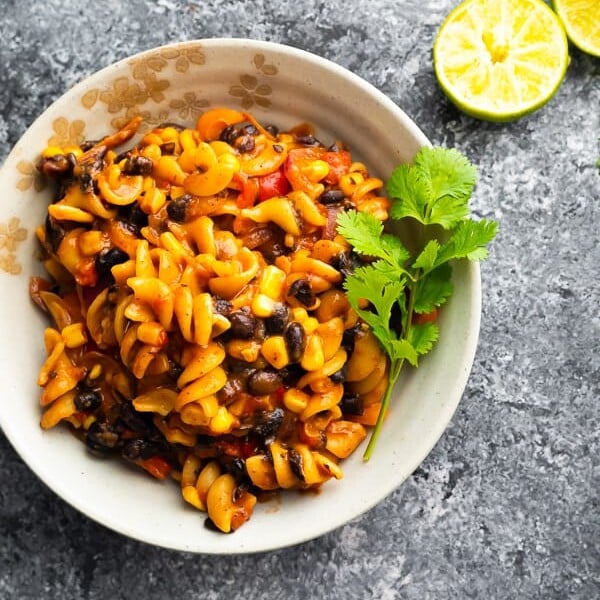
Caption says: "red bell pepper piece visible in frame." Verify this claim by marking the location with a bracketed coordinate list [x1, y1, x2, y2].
[141, 456, 172, 480]
[233, 172, 259, 208]
[257, 168, 290, 201]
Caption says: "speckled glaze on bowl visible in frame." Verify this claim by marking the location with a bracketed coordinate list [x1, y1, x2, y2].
[0, 39, 481, 554]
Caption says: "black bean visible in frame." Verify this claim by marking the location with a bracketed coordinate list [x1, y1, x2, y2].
[122, 155, 153, 176]
[320, 189, 345, 204]
[80, 140, 99, 152]
[126, 204, 149, 231]
[167, 360, 184, 381]
[218, 374, 247, 404]
[86, 421, 120, 453]
[229, 309, 258, 339]
[113, 150, 131, 164]
[167, 194, 192, 222]
[45, 214, 66, 253]
[329, 364, 347, 384]
[243, 124, 259, 135]
[220, 124, 240, 145]
[284, 322, 306, 363]
[288, 448, 305, 482]
[38, 153, 76, 178]
[273, 144, 283, 153]
[264, 304, 289, 334]
[74, 389, 102, 412]
[340, 394, 364, 416]
[252, 408, 284, 440]
[95, 247, 130, 280]
[295, 134, 320, 146]
[160, 142, 176, 154]
[121, 439, 159, 461]
[119, 402, 154, 435]
[224, 459, 247, 485]
[279, 363, 306, 386]
[288, 278, 314, 307]
[331, 250, 361, 278]
[235, 135, 255, 154]
[247, 370, 283, 396]
[264, 124, 279, 136]
[341, 324, 362, 357]
[213, 298, 233, 316]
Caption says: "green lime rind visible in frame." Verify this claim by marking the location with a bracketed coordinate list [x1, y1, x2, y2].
[552, 0, 600, 58]
[433, 0, 570, 123]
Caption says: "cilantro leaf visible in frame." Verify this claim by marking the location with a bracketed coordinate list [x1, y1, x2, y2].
[381, 233, 411, 266]
[415, 146, 477, 206]
[436, 219, 498, 266]
[387, 164, 430, 223]
[388, 147, 477, 229]
[336, 210, 384, 257]
[408, 322, 439, 358]
[343, 266, 405, 349]
[413, 264, 453, 314]
[412, 239, 440, 272]
[388, 339, 418, 367]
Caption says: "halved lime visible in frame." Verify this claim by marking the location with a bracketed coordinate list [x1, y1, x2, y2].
[434, 0, 570, 122]
[553, 0, 600, 58]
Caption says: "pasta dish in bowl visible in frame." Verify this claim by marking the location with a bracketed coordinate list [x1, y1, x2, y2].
[0, 39, 481, 552]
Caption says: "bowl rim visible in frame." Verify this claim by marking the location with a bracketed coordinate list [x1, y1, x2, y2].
[0, 37, 482, 554]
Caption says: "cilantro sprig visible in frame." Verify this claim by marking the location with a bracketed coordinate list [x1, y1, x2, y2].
[336, 146, 498, 460]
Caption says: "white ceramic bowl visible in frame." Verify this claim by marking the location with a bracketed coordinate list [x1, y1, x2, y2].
[0, 39, 481, 553]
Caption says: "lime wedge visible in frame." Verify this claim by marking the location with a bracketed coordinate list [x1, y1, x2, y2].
[553, 0, 600, 58]
[434, 0, 570, 122]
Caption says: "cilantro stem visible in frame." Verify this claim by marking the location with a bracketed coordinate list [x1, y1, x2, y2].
[363, 357, 404, 460]
[363, 275, 420, 460]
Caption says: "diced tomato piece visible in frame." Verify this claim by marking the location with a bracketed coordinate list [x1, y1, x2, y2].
[412, 308, 439, 325]
[233, 172, 259, 208]
[322, 151, 351, 184]
[257, 168, 290, 201]
[141, 456, 172, 480]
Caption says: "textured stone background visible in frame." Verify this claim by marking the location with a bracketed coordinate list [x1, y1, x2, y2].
[0, 1, 598, 598]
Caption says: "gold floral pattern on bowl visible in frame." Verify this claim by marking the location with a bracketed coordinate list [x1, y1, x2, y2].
[0, 217, 27, 275]
[79, 44, 207, 130]
[229, 53, 278, 109]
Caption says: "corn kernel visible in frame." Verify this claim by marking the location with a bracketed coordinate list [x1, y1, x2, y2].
[209, 406, 236, 434]
[227, 340, 262, 362]
[211, 314, 231, 338]
[252, 293, 276, 318]
[302, 317, 319, 335]
[259, 265, 286, 299]
[41, 146, 64, 158]
[291, 307, 309, 322]
[139, 186, 166, 215]
[261, 335, 289, 369]
[301, 159, 330, 182]
[283, 389, 310, 413]
[301, 334, 325, 371]
[61, 323, 88, 348]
